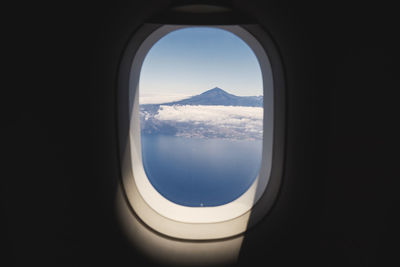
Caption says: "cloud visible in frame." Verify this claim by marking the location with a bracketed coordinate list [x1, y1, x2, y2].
[154, 105, 263, 137]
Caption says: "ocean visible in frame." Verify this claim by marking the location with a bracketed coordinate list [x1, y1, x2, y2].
[141, 134, 262, 207]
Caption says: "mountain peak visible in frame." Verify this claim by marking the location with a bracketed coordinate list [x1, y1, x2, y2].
[147, 87, 263, 107]
[201, 87, 229, 95]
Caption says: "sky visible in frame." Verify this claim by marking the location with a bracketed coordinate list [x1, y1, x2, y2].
[139, 27, 263, 103]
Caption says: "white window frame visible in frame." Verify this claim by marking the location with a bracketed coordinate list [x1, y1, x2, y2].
[117, 24, 285, 240]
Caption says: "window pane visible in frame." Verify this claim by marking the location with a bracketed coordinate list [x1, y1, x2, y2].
[139, 27, 263, 207]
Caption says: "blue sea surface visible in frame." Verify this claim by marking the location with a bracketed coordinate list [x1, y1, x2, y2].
[141, 135, 262, 207]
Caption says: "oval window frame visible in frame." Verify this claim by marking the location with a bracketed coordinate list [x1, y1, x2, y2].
[117, 24, 285, 240]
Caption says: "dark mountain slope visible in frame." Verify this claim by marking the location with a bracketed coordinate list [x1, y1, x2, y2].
[160, 87, 263, 107]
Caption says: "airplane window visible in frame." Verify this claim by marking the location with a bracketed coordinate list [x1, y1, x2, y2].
[139, 27, 263, 207]
[118, 23, 283, 238]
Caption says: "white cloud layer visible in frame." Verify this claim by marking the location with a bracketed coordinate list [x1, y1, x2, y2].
[155, 105, 263, 135]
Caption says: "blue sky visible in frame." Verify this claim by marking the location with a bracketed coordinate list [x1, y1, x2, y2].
[139, 27, 263, 99]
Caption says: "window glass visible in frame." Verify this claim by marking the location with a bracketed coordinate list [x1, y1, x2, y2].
[139, 27, 263, 207]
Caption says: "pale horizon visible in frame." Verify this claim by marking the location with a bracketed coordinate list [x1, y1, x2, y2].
[139, 87, 262, 104]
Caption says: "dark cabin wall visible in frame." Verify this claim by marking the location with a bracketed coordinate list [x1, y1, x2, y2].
[3, 0, 398, 266]
[237, 1, 399, 266]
